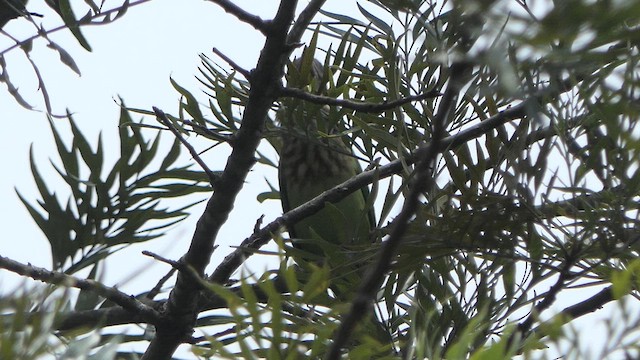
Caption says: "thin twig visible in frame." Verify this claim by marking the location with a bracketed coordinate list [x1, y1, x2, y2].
[1, 0, 154, 57]
[182, 120, 233, 144]
[146, 267, 176, 300]
[516, 260, 575, 336]
[152, 106, 218, 187]
[206, 0, 270, 34]
[253, 215, 264, 233]
[142, 250, 183, 269]
[513, 250, 614, 349]
[212, 47, 252, 80]
[0, 255, 162, 324]
[142, 250, 217, 292]
[280, 86, 441, 112]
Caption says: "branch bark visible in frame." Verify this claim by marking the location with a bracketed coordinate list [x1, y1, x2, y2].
[141, 1, 300, 359]
[206, 0, 270, 34]
[0, 255, 162, 325]
[279, 86, 441, 112]
[209, 76, 551, 285]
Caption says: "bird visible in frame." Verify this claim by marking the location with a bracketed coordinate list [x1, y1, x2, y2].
[276, 55, 395, 355]
[277, 55, 375, 299]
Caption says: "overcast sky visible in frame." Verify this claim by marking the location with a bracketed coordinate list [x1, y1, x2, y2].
[0, 0, 290, 290]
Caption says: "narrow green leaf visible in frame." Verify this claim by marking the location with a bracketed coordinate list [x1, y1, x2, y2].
[444, 151, 467, 192]
[46, 41, 81, 75]
[357, 3, 393, 35]
[171, 77, 204, 122]
[160, 138, 181, 170]
[58, 0, 92, 51]
[318, 8, 366, 26]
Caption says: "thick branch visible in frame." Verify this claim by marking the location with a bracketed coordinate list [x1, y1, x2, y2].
[517, 287, 616, 353]
[515, 259, 576, 341]
[52, 276, 617, 333]
[56, 305, 160, 332]
[141, 1, 299, 359]
[558, 286, 614, 320]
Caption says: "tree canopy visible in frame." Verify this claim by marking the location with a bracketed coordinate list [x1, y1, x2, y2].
[2, 0, 640, 359]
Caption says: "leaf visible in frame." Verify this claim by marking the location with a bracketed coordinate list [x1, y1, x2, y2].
[318, 8, 366, 26]
[20, 108, 210, 274]
[170, 77, 204, 123]
[58, 0, 92, 51]
[75, 265, 102, 311]
[257, 190, 279, 203]
[443, 151, 467, 192]
[112, 0, 130, 21]
[357, 2, 393, 35]
[301, 264, 330, 302]
[0, 55, 35, 110]
[47, 40, 81, 75]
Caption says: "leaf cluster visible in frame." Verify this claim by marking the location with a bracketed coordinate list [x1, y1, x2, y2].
[17, 105, 210, 278]
[6, 0, 640, 359]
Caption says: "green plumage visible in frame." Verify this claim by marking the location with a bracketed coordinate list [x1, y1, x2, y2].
[277, 57, 393, 350]
[279, 127, 372, 255]
[278, 58, 374, 292]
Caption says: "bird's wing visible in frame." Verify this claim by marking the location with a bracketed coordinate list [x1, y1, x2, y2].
[278, 154, 297, 239]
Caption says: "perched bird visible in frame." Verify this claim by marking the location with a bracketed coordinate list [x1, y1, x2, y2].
[277, 56, 374, 298]
[277, 56, 394, 354]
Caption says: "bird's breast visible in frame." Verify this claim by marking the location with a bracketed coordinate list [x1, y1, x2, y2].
[280, 136, 351, 183]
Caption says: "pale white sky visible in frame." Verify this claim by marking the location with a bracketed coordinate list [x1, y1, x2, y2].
[1, 0, 283, 287]
[0, 0, 632, 358]
[0, 0, 376, 291]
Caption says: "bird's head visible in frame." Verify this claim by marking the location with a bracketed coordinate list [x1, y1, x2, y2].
[279, 56, 332, 133]
[286, 56, 326, 94]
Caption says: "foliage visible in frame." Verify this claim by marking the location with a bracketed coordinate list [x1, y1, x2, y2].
[17, 107, 210, 275]
[0, 0, 148, 113]
[0, 287, 123, 360]
[3, 0, 640, 359]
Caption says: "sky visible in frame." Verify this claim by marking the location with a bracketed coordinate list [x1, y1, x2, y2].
[0, 0, 286, 287]
[0, 0, 293, 356]
[0, 0, 633, 358]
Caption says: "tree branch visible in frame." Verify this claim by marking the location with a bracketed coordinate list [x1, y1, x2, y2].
[205, 0, 269, 34]
[286, 0, 327, 46]
[56, 306, 153, 332]
[326, 59, 472, 358]
[208, 72, 576, 286]
[0, 255, 162, 325]
[141, 0, 300, 359]
[211, 47, 252, 80]
[514, 284, 616, 353]
[182, 119, 233, 144]
[558, 286, 614, 320]
[279, 86, 441, 112]
[153, 107, 218, 187]
[515, 257, 577, 342]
